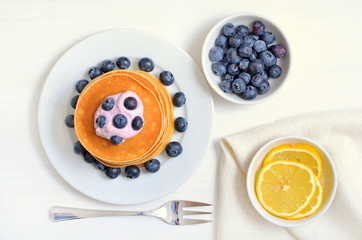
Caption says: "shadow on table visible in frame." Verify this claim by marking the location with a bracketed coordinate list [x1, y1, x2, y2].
[212, 138, 223, 240]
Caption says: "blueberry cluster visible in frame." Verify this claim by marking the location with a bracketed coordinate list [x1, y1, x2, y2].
[73, 140, 161, 179]
[209, 20, 287, 100]
[95, 96, 144, 145]
[88, 56, 156, 80]
[158, 71, 187, 158]
[167, 90, 187, 157]
[89, 56, 131, 80]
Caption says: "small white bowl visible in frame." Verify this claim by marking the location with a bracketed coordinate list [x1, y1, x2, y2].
[201, 13, 291, 104]
[246, 136, 337, 227]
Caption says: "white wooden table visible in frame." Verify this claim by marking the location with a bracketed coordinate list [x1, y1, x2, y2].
[1, 0, 362, 239]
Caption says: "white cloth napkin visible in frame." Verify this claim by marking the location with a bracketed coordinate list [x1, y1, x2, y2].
[217, 109, 362, 240]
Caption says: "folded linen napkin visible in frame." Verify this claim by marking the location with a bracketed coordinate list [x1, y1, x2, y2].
[217, 109, 362, 240]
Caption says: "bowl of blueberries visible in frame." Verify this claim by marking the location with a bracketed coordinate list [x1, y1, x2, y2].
[202, 13, 291, 104]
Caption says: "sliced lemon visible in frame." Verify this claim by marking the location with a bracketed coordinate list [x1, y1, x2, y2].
[256, 160, 316, 218]
[288, 175, 323, 219]
[263, 144, 322, 179]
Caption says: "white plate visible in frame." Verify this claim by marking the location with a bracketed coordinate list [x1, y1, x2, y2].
[201, 12, 291, 104]
[38, 29, 214, 205]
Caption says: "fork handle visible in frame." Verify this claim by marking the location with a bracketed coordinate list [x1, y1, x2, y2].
[49, 206, 150, 222]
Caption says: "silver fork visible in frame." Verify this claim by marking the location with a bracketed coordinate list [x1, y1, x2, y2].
[49, 200, 212, 225]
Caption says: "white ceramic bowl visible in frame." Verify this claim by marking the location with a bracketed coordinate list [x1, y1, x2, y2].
[201, 13, 291, 104]
[246, 136, 337, 227]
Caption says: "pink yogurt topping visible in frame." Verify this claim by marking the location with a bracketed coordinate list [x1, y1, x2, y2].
[94, 91, 144, 143]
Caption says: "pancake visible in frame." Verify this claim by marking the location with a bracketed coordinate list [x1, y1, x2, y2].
[98, 70, 174, 164]
[75, 73, 163, 163]
[91, 71, 172, 166]
[74, 70, 174, 167]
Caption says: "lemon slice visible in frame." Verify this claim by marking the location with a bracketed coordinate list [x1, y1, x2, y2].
[263, 144, 322, 179]
[289, 175, 323, 219]
[256, 160, 317, 218]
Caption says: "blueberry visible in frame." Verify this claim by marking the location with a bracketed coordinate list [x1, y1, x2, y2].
[116, 56, 131, 69]
[253, 40, 267, 53]
[124, 97, 137, 110]
[223, 73, 234, 81]
[253, 21, 265, 36]
[100, 59, 115, 73]
[257, 81, 270, 95]
[125, 165, 140, 179]
[145, 159, 161, 173]
[172, 92, 186, 107]
[75, 79, 89, 93]
[220, 79, 233, 93]
[227, 63, 240, 76]
[269, 44, 287, 58]
[231, 78, 246, 94]
[242, 85, 258, 100]
[73, 141, 85, 155]
[242, 35, 255, 47]
[165, 141, 183, 157]
[268, 65, 282, 78]
[132, 116, 144, 130]
[239, 72, 251, 85]
[238, 45, 252, 58]
[235, 25, 249, 36]
[110, 135, 122, 145]
[229, 34, 243, 48]
[113, 114, 128, 129]
[261, 32, 275, 45]
[215, 35, 228, 48]
[261, 70, 269, 82]
[251, 74, 264, 87]
[105, 167, 121, 179]
[226, 48, 242, 64]
[89, 67, 102, 80]
[70, 95, 79, 109]
[174, 117, 188, 132]
[102, 97, 115, 111]
[212, 62, 226, 76]
[249, 50, 257, 62]
[249, 59, 264, 74]
[94, 161, 106, 171]
[159, 71, 175, 86]
[258, 50, 277, 67]
[238, 58, 249, 71]
[64, 114, 74, 128]
[95, 115, 107, 128]
[83, 151, 96, 163]
[209, 46, 224, 62]
[138, 57, 155, 72]
[223, 23, 235, 37]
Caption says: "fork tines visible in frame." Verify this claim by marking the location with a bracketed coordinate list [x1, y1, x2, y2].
[177, 200, 212, 225]
[178, 200, 212, 208]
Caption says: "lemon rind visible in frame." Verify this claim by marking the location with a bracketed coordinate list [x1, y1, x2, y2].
[288, 175, 323, 220]
[263, 144, 323, 179]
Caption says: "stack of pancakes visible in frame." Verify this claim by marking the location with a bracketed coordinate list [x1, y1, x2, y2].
[74, 70, 174, 167]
